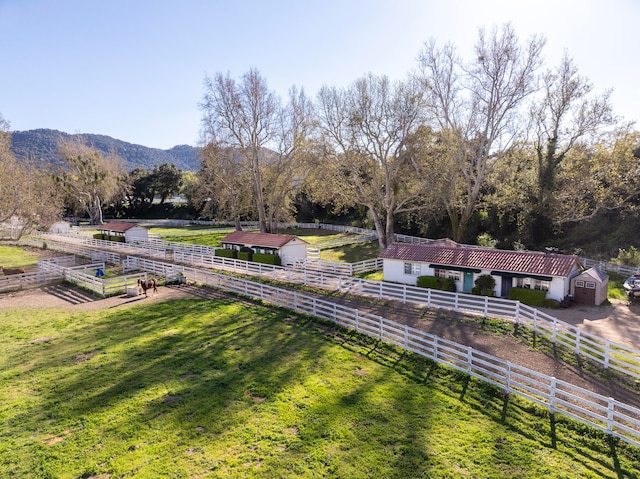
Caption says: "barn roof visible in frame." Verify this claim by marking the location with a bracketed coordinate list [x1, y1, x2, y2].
[97, 222, 144, 233]
[221, 231, 307, 248]
[379, 242, 581, 278]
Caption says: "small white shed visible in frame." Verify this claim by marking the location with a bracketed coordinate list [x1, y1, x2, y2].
[571, 268, 608, 306]
[98, 222, 149, 243]
[48, 220, 71, 234]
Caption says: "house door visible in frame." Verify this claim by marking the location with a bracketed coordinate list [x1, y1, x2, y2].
[500, 276, 513, 297]
[463, 272, 474, 293]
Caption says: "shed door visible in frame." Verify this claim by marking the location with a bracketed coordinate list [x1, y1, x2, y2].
[574, 280, 596, 305]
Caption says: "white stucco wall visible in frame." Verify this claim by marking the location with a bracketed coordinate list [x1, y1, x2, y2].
[124, 227, 149, 243]
[280, 239, 307, 265]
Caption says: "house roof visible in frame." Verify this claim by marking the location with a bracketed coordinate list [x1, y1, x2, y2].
[221, 231, 307, 248]
[379, 242, 581, 278]
[97, 222, 144, 233]
[576, 267, 609, 282]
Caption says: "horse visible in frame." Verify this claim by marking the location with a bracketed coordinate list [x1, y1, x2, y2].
[138, 278, 158, 297]
[0, 266, 26, 276]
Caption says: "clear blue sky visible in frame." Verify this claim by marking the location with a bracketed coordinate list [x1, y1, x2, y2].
[1, 0, 638, 149]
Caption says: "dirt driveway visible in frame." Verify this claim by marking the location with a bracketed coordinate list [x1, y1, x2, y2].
[539, 300, 640, 350]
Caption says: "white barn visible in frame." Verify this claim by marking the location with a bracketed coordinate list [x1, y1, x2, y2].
[220, 231, 307, 266]
[379, 240, 582, 302]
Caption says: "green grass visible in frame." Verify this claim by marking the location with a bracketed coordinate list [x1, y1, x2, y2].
[1, 295, 639, 478]
[608, 272, 630, 301]
[320, 241, 381, 263]
[149, 226, 236, 247]
[0, 245, 41, 270]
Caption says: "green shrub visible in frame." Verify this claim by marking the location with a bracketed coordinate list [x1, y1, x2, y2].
[110, 235, 125, 242]
[215, 248, 236, 259]
[253, 253, 281, 266]
[471, 286, 481, 295]
[474, 274, 496, 292]
[417, 275, 456, 292]
[93, 233, 105, 240]
[237, 251, 253, 262]
[509, 287, 547, 306]
[614, 246, 640, 266]
[480, 289, 494, 297]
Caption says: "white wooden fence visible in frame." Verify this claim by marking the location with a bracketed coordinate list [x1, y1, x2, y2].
[123, 255, 640, 448]
[0, 271, 64, 292]
[29, 233, 640, 385]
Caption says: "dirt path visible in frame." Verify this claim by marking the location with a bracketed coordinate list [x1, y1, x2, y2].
[2, 281, 639, 410]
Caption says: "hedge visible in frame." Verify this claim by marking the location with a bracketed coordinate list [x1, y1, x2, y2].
[237, 251, 253, 262]
[417, 275, 456, 292]
[253, 253, 281, 266]
[215, 249, 236, 259]
[509, 287, 547, 306]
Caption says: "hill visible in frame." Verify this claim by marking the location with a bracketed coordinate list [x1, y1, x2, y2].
[10, 128, 200, 171]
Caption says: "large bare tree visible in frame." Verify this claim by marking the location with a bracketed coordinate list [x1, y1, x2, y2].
[530, 53, 614, 220]
[418, 24, 545, 242]
[0, 113, 62, 238]
[199, 69, 310, 232]
[56, 137, 125, 225]
[313, 74, 431, 249]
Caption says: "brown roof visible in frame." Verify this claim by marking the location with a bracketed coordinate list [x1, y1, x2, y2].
[97, 222, 143, 233]
[221, 231, 307, 248]
[379, 242, 580, 278]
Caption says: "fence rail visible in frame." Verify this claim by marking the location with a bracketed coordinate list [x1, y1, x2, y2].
[123, 255, 640, 448]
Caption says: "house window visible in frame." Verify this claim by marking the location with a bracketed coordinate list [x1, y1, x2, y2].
[434, 268, 460, 281]
[404, 262, 420, 275]
[517, 277, 549, 291]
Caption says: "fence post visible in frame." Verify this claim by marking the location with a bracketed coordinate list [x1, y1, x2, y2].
[505, 362, 511, 393]
[549, 378, 556, 414]
[467, 347, 473, 375]
[433, 336, 438, 361]
[604, 340, 611, 369]
[355, 309, 360, 332]
[575, 329, 581, 355]
[607, 398, 615, 433]
[515, 302, 521, 326]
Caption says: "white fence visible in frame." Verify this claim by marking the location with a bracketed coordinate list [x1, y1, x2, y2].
[123, 255, 640, 448]
[20, 235, 640, 384]
[0, 271, 64, 292]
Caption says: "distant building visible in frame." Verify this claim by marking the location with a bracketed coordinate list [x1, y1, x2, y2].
[98, 222, 148, 243]
[379, 240, 582, 302]
[220, 231, 307, 266]
[571, 268, 608, 306]
[48, 220, 71, 235]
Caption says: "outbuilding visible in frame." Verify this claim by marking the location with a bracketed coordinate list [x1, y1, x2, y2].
[97, 222, 148, 243]
[571, 268, 609, 306]
[48, 220, 72, 235]
[220, 231, 307, 265]
[379, 240, 582, 302]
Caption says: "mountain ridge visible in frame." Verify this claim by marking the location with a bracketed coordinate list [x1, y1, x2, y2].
[10, 128, 200, 171]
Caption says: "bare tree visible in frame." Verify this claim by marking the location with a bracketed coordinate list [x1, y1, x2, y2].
[0, 113, 62, 238]
[56, 137, 125, 225]
[313, 74, 430, 249]
[531, 53, 614, 216]
[200, 69, 277, 233]
[418, 23, 545, 241]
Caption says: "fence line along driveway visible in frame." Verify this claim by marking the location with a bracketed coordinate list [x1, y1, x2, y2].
[123, 255, 640, 448]
[24, 234, 640, 385]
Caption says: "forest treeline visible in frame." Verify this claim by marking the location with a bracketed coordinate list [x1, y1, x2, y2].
[1, 24, 639, 259]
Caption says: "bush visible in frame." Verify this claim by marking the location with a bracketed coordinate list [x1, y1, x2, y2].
[615, 246, 640, 266]
[509, 287, 547, 306]
[237, 251, 253, 262]
[474, 274, 496, 292]
[93, 233, 105, 240]
[110, 235, 125, 243]
[215, 248, 236, 259]
[417, 275, 456, 292]
[253, 253, 281, 266]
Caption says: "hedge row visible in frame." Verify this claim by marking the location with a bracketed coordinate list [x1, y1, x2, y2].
[214, 248, 281, 266]
[416, 275, 456, 292]
[508, 287, 547, 306]
[93, 233, 125, 242]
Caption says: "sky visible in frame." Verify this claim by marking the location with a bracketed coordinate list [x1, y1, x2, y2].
[0, 0, 638, 150]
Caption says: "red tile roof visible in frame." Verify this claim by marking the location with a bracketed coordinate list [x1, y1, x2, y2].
[221, 231, 306, 248]
[97, 222, 144, 233]
[379, 242, 580, 278]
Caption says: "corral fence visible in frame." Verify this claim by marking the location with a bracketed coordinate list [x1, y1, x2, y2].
[30, 236, 640, 384]
[123, 255, 640, 448]
[290, 257, 383, 276]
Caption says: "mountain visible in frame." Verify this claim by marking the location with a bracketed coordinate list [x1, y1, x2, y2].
[10, 129, 200, 171]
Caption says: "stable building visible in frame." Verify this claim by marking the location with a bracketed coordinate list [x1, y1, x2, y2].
[97, 222, 149, 243]
[220, 231, 307, 266]
[379, 240, 582, 302]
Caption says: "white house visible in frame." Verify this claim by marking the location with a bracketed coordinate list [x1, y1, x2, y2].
[220, 231, 307, 265]
[48, 220, 71, 235]
[98, 222, 149, 243]
[379, 240, 583, 302]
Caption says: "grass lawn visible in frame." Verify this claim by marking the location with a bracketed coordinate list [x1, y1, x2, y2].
[148, 226, 237, 247]
[1, 294, 639, 478]
[320, 241, 380, 263]
[608, 272, 630, 301]
[0, 245, 41, 270]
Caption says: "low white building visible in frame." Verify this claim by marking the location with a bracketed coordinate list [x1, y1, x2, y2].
[48, 220, 71, 235]
[379, 240, 582, 302]
[98, 222, 149, 243]
[220, 231, 307, 265]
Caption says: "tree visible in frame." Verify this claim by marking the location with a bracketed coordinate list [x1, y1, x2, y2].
[418, 23, 545, 242]
[57, 137, 125, 225]
[199, 69, 311, 232]
[0, 113, 62, 238]
[153, 163, 183, 204]
[312, 74, 431, 249]
[529, 53, 614, 231]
